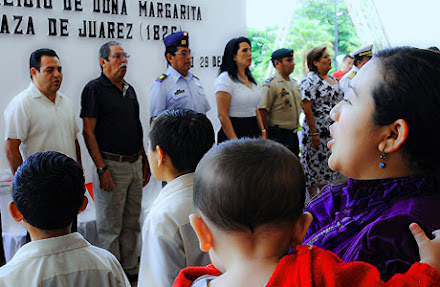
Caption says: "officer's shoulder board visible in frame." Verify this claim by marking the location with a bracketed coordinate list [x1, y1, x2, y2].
[263, 77, 275, 86]
[264, 77, 275, 83]
[155, 74, 168, 83]
[347, 71, 357, 80]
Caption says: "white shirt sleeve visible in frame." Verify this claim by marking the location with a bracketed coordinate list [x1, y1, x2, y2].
[4, 96, 29, 142]
[214, 72, 234, 95]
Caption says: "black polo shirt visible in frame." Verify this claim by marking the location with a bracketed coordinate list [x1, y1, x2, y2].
[80, 73, 143, 155]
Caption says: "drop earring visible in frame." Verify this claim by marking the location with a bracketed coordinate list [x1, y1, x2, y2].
[379, 151, 386, 168]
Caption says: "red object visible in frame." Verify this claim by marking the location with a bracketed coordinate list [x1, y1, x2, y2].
[172, 245, 440, 287]
[332, 69, 346, 81]
[85, 182, 93, 200]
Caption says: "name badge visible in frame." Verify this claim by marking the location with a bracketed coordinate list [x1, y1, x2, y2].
[175, 89, 185, 95]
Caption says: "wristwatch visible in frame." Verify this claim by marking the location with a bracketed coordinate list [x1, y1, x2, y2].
[97, 165, 108, 176]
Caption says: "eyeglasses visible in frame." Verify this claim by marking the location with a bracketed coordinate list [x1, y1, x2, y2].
[110, 53, 130, 60]
[174, 50, 191, 56]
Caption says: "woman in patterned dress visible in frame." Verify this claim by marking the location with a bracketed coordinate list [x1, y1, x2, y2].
[300, 46, 343, 198]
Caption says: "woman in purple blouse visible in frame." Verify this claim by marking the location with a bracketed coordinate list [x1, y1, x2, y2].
[304, 47, 440, 280]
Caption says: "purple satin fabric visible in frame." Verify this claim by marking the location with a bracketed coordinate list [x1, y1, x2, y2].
[304, 174, 440, 281]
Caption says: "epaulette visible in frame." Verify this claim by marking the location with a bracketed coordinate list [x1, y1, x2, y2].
[155, 74, 168, 83]
[263, 77, 274, 87]
[264, 77, 275, 83]
[193, 74, 200, 80]
[347, 71, 357, 79]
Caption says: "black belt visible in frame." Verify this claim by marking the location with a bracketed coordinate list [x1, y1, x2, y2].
[268, 126, 298, 134]
[101, 152, 140, 163]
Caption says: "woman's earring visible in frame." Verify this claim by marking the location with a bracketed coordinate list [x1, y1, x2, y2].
[379, 151, 386, 168]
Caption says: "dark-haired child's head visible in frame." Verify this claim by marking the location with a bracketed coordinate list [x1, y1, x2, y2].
[194, 138, 305, 232]
[11, 151, 86, 231]
[148, 108, 215, 180]
[190, 139, 311, 272]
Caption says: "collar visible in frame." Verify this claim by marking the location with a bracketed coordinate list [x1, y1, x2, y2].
[152, 173, 194, 205]
[29, 82, 62, 102]
[349, 66, 359, 74]
[167, 66, 193, 83]
[306, 71, 322, 83]
[274, 70, 291, 83]
[343, 174, 440, 210]
[99, 73, 130, 91]
[10, 233, 89, 262]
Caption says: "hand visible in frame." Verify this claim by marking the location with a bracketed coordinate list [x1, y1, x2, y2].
[99, 170, 115, 192]
[311, 135, 320, 148]
[410, 222, 440, 273]
[261, 131, 268, 139]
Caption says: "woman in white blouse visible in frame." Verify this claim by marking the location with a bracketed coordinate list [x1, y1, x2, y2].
[215, 37, 264, 143]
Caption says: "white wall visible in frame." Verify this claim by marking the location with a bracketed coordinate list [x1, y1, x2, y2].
[0, 0, 247, 181]
[374, 0, 440, 48]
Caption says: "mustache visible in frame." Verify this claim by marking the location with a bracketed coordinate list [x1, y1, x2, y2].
[119, 63, 127, 69]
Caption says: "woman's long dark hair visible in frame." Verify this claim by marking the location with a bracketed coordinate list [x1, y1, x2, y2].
[372, 47, 440, 173]
[219, 37, 257, 85]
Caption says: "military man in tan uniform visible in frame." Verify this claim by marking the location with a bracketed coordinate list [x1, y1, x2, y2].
[258, 48, 302, 155]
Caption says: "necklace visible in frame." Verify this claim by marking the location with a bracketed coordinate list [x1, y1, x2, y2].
[238, 74, 249, 84]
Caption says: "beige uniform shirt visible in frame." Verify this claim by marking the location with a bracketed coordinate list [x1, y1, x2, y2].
[0, 233, 130, 287]
[259, 71, 302, 130]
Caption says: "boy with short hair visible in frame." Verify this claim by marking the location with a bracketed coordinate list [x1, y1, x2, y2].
[138, 108, 214, 287]
[174, 138, 440, 287]
[0, 151, 130, 287]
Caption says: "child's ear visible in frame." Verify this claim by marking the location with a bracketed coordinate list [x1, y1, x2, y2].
[156, 145, 166, 166]
[189, 214, 213, 252]
[290, 212, 313, 247]
[78, 195, 89, 214]
[9, 201, 23, 222]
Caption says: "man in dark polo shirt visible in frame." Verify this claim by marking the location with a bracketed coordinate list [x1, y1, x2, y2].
[80, 41, 150, 283]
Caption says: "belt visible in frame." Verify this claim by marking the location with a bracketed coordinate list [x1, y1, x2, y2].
[101, 152, 140, 163]
[269, 126, 299, 134]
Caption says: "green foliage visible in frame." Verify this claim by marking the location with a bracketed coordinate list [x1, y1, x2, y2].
[248, 0, 360, 82]
[287, 18, 334, 78]
[249, 27, 277, 83]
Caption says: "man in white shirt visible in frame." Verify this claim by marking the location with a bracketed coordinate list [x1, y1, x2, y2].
[4, 48, 81, 174]
[4, 48, 81, 237]
[339, 44, 373, 94]
[0, 151, 130, 287]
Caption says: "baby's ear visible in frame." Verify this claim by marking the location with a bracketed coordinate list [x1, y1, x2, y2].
[290, 212, 313, 247]
[9, 201, 23, 222]
[189, 214, 213, 252]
